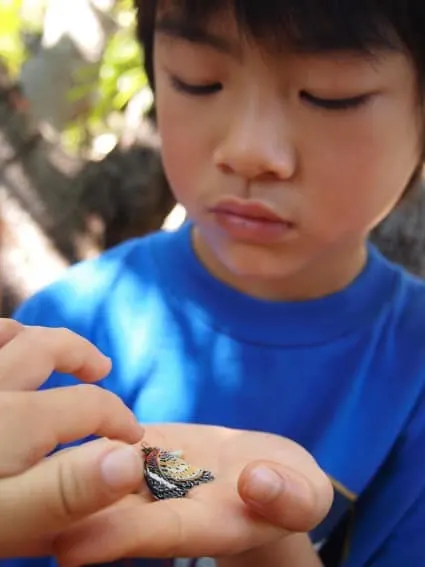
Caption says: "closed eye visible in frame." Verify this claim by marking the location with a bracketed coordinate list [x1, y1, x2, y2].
[300, 90, 370, 111]
[170, 75, 222, 96]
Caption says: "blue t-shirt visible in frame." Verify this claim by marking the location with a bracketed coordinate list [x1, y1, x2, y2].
[6, 222, 425, 567]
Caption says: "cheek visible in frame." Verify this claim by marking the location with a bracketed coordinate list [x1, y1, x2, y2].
[305, 105, 421, 233]
[155, 85, 219, 206]
[156, 93, 198, 199]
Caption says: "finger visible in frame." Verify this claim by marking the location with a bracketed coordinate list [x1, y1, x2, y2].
[0, 386, 144, 476]
[53, 485, 282, 565]
[0, 325, 112, 391]
[0, 319, 24, 349]
[54, 497, 232, 565]
[0, 439, 145, 558]
[238, 460, 333, 532]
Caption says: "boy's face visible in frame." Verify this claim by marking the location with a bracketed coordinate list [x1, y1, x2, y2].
[153, 8, 422, 299]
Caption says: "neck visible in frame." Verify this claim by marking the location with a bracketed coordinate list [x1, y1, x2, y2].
[192, 229, 368, 302]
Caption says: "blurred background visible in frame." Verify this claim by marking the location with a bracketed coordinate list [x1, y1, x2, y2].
[0, 0, 424, 317]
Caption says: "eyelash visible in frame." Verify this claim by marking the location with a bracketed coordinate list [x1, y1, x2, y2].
[170, 76, 370, 111]
[170, 76, 222, 95]
[299, 90, 370, 111]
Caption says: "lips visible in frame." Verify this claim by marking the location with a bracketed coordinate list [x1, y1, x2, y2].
[209, 198, 292, 225]
[208, 198, 296, 244]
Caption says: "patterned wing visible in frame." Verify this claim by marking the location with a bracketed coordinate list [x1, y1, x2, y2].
[143, 446, 214, 500]
[158, 450, 210, 482]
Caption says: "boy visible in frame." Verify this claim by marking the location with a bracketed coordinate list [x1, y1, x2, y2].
[7, 0, 425, 565]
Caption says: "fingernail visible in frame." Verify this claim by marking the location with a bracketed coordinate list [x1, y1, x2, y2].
[100, 446, 143, 491]
[245, 466, 284, 503]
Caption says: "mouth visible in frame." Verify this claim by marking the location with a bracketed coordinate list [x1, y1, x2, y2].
[208, 198, 296, 244]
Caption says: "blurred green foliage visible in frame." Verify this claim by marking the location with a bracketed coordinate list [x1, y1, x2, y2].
[0, 0, 35, 77]
[66, 0, 148, 151]
[0, 0, 149, 154]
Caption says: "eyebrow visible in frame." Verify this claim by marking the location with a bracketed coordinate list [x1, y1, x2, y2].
[155, 16, 240, 57]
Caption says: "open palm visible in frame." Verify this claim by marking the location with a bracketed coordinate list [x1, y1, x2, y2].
[55, 424, 332, 565]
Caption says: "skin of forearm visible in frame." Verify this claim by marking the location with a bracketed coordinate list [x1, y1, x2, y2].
[217, 534, 324, 567]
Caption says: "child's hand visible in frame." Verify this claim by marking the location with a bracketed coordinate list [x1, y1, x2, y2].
[55, 423, 333, 566]
[0, 319, 144, 558]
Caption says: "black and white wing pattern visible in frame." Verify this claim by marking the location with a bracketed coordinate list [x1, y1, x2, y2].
[142, 446, 214, 500]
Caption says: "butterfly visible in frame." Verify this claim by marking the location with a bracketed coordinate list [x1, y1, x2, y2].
[142, 445, 215, 500]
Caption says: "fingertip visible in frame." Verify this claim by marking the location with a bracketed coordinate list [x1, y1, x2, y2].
[100, 444, 144, 493]
[79, 353, 113, 383]
[239, 461, 285, 506]
[124, 422, 145, 445]
[238, 461, 326, 532]
[98, 354, 113, 376]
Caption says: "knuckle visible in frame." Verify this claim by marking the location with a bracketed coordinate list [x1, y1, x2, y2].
[21, 326, 55, 358]
[55, 448, 110, 522]
[73, 383, 102, 401]
[74, 384, 121, 414]
[47, 327, 81, 352]
[25, 326, 76, 349]
[53, 458, 78, 520]
[88, 384, 121, 405]
[54, 327, 85, 348]
[0, 318, 22, 337]
[101, 389, 124, 408]
[49, 326, 75, 339]
[23, 324, 50, 342]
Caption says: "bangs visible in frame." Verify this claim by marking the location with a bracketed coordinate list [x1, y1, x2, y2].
[151, 0, 400, 54]
[136, 0, 425, 89]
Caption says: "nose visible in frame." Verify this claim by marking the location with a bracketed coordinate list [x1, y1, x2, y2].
[213, 100, 296, 182]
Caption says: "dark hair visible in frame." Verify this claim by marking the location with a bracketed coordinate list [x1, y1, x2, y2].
[134, 0, 425, 92]
[133, 0, 425, 195]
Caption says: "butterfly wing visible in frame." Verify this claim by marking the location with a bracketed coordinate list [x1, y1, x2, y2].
[143, 447, 214, 500]
[158, 450, 214, 488]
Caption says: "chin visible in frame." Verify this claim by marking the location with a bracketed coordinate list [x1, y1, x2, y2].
[219, 248, 298, 281]
[198, 227, 307, 285]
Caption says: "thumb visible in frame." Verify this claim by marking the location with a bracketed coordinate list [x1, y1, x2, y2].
[238, 460, 333, 533]
[0, 439, 144, 557]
